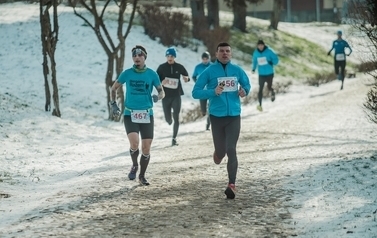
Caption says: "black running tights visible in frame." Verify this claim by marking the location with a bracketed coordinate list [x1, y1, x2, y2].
[334, 60, 346, 81]
[162, 96, 181, 139]
[210, 115, 240, 184]
[258, 74, 274, 106]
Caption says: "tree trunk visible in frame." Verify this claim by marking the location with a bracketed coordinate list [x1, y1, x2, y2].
[207, 0, 219, 29]
[269, 0, 282, 30]
[73, 0, 137, 121]
[40, 0, 60, 117]
[232, 0, 247, 32]
[190, 0, 207, 39]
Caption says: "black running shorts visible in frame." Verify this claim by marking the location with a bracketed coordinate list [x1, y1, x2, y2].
[123, 115, 154, 139]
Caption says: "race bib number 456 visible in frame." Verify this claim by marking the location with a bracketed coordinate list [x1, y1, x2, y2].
[131, 110, 150, 123]
[217, 77, 238, 92]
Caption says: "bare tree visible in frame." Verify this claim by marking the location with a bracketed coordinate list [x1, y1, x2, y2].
[190, 0, 207, 39]
[40, 0, 60, 117]
[269, 0, 282, 30]
[347, 0, 377, 124]
[207, 0, 219, 29]
[223, 0, 264, 32]
[70, 0, 138, 120]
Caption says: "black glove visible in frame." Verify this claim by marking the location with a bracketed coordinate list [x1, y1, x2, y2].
[152, 94, 158, 103]
[109, 101, 121, 118]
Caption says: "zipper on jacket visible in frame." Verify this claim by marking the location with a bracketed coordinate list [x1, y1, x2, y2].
[222, 65, 230, 115]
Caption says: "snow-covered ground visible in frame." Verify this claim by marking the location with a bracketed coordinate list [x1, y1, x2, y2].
[1, 2, 376, 237]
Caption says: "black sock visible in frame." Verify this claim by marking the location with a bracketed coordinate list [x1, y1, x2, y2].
[139, 154, 150, 178]
[130, 148, 139, 166]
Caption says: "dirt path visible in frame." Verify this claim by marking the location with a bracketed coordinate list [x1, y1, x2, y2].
[2, 76, 376, 237]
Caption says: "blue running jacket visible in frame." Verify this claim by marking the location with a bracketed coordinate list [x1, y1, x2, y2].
[252, 46, 279, 76]
[192, 60, 251, 117]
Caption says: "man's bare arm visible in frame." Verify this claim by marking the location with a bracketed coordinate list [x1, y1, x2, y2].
[110, 81, 122, 102]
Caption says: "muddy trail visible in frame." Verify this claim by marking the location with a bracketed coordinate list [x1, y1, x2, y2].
[2, 77, 376, 238]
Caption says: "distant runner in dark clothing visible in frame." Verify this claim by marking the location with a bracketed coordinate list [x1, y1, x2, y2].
[156, 47, 190, 146]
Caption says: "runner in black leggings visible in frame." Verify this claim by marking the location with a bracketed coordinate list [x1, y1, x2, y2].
[156, 47, 190, 146]
[192, 42, 251, 199]
[328, 30, 352, 90]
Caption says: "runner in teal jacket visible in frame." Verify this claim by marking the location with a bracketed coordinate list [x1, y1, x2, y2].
[192, 59, 251, 117]
[192, 51, 213, 130]
[251, 40, 279, 112]
[192, 42, 251, 200]
[251, 44, 279, 76]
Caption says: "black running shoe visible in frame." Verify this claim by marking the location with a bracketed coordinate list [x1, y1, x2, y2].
[224, 183, 236, 199]
[128, 166, 138, 180]
[172, 138, 178, 146]
[139, 176, 150, 186]
[271, 92, 276, 102]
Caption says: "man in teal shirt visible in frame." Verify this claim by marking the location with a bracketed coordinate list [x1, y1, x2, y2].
[110, 45, 165, 186]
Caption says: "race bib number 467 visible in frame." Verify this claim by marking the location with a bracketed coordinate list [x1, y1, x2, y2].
[217, 77, 238, 92]
[131, 110, 150, 123]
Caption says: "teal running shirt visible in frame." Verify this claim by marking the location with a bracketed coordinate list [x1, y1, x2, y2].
[117, 67, 161, 116]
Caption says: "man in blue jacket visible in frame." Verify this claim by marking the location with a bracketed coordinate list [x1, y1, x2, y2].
[192, 51, 213, 130]
[328, 30, 352, 90]
[252, 39, 279, 112]
[192, 42, 251, 199]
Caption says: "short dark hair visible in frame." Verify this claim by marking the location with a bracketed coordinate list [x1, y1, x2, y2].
[216, 42, 231, 51]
